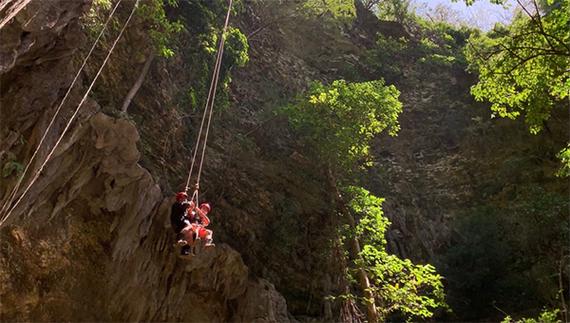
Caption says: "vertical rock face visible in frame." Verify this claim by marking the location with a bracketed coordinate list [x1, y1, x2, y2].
[233, 279, 291, 323]
[0, 1, 291, 321]
[3, 0, 564, 321]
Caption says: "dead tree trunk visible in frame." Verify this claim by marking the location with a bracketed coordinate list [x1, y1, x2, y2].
[121, 54, 154, 114]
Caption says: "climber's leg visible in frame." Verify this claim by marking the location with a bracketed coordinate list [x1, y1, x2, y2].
[201, 228, 214, 247]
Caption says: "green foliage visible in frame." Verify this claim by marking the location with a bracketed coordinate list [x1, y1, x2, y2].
[178, 0, 249, 111]
[223, 27, 249, 68]
[366, 35, 408, 80]
[93, 0, 112, 10]
[502, 309, 561, 323]
[376, 0, 412, 23]
[283, 79, 401, 175]
[85, 0, 183, 58]
[555, 144, 570, 177]
[84, 0, 114, 37]
[466, 0, 570, 134]
[345, 186, 447, 320]
[138, 0, 184, 58]
[301, 0, 356, 19]
[416, 22, 474, 68]
[2, 160, 23, 178]
[366, 19, 474, 82]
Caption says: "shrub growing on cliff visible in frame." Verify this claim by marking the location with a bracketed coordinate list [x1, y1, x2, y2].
[138, 0, 184, 58]
[85, 0, 183, 58]
[179, 0, 249, 111]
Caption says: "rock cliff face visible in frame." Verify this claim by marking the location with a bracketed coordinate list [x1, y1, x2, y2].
[1, 0, 567, 321]
[0, 1, 290, 321]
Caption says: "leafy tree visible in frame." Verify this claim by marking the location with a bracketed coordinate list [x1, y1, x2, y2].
[283, 80, 447, 321]
[88, 0, 183, 58]
[346, 186, 446, 320]
[284, 79, 401, 177]
[466, 0, 570, 134]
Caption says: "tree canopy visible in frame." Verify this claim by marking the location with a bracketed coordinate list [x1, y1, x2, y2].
[466, 0, 570, 134]
[284, 79, 401, 176]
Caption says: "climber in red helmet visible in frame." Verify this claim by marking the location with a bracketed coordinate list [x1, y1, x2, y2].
[181, 202, 215, 249]
[171, 192, 190, 235]
[170, 191, 194, 255]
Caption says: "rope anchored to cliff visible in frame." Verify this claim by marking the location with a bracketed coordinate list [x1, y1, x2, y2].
[0, 0, 139, 227]
[184, 0, 233, 205]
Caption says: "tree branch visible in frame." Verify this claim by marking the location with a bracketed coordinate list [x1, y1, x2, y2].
[120, 54, 154, 114]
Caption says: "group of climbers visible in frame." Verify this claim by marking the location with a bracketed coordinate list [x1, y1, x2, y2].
[166, 0, 232, 259]
[170, 191, 215, 256]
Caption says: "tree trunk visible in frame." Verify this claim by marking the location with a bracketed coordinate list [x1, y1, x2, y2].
[558, 258, 568, 323]
[327, 166, 379, 323]
[121, 54, 154, 114]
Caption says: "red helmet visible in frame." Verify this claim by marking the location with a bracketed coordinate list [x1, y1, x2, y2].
[176, 192, 188, 202]
[199, 203, 211, 213]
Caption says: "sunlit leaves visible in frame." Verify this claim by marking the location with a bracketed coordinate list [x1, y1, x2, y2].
[466, 0, 570, 134]
[345, 186, 447, 320]
[283, 79, 402, 175]
[556, 144, 570, 177]
[302, 0, 356, 19]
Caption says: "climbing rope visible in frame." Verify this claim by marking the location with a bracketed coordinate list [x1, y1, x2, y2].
[0, 0, 123, 217]
[0, 0, 32, 30]
[0, 0, 140, 227]
[184, 0, 233, 204]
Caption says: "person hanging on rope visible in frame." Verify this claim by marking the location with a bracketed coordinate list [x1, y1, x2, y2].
[181, 202, 215, 249]
[170, 191, 194, 256]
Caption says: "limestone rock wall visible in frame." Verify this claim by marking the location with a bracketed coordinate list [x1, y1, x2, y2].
[0, 1, 291, 321]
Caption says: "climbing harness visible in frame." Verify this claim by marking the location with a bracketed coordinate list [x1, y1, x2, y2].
[0, 0, 139, 227]
[184, 0, 233, 206]
[0, 0, 124, 218]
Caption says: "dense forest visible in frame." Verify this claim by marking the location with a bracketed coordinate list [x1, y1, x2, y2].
[0, 0, 568, 322]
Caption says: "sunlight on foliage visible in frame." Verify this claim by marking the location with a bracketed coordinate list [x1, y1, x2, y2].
[466, 0, 570, 134]
[556, 144, 570, 177]
[302, 0, 356, 19]
[345, 186, 447, 320]
[502, 309, 561, 323]
[283, 79, 401, 175]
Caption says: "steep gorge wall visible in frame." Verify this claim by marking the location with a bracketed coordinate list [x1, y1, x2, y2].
[1, 0, 566, 321]
[0, 1, 290, 321]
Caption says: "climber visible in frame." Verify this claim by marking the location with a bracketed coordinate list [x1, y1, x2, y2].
[181, 202, 215, 249]
[170, 191, 194, 256]
[170, 191, 191, 235]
